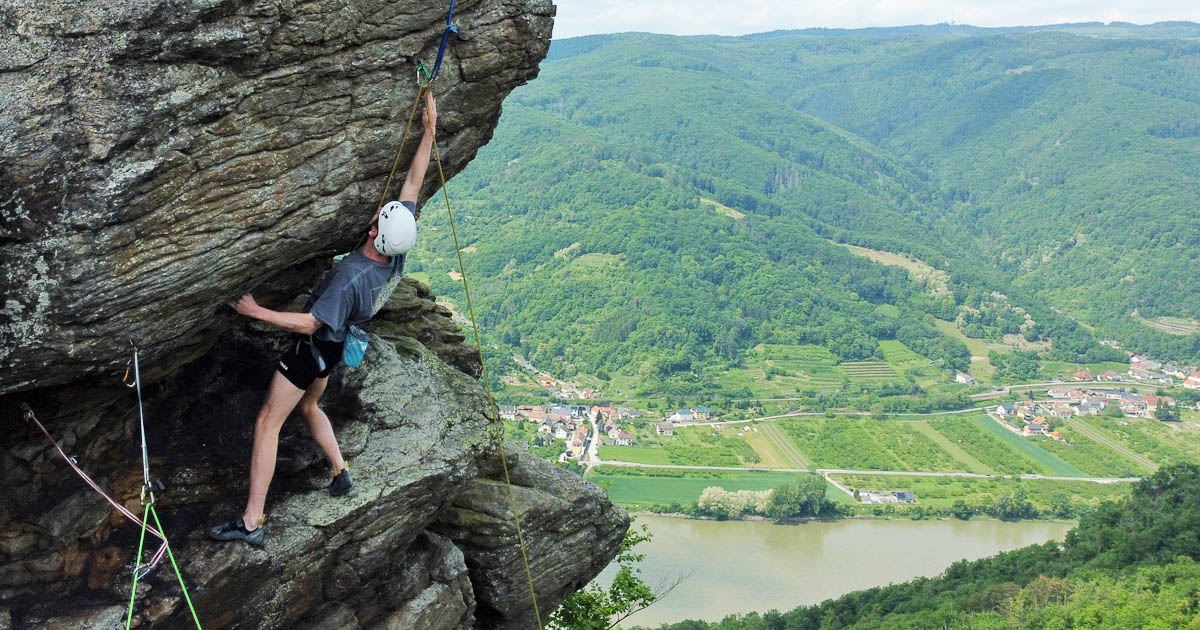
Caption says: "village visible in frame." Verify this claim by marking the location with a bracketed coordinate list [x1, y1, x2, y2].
[993, 388, 1177, 439]
[985, 351, 1200, 438]
[504, 350, 1200, 466]
[499, 402, 719, 462]
[957, 352, 1200, 390]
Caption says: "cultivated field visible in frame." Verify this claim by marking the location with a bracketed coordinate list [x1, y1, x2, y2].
[587, 466, 816, 510]
[1034, 423, 1153, 477]
[970, 415, 1085, 477]
[1075, 416, 1200, 467]
[840, 361, 900, 382]
[598, 445, 671, 465]
[603, 425, 761, 467]
[929, 416, 1054, 475]
[713, 344, 848, 396]
[776, 417, 963, 472]
[879, 340, 925, 364]
[829, 474, 1133, 512]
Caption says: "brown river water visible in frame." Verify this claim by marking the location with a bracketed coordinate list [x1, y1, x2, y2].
[598, 515, 1073, 628]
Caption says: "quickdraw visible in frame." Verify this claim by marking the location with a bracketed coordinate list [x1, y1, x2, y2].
[22, 343, 203, 629]
[429, 0, 459, 82]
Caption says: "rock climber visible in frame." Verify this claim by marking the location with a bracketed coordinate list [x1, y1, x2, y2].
[211, 91, 438, 546]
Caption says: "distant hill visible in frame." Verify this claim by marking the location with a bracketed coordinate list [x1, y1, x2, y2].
[413, 24, 1200, 396]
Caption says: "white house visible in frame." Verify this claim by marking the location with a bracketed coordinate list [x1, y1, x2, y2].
[670, 409, 695, 423]
[955, 372, 976, 385]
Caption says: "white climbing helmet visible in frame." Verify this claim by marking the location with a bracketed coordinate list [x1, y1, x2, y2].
[374, 201, 417, 256]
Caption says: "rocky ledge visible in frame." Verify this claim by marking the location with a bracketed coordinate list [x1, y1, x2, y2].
[2, 288, 628, 629]
[0, 0, 554, 395]
[0, 1, 630, 628]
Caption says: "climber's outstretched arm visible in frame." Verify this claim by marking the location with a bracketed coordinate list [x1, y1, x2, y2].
[398, 91, 438, 205]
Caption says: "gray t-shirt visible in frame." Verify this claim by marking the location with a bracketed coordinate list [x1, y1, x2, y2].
[306, 204, 411, 342]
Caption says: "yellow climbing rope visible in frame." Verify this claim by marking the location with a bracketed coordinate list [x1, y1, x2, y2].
[431, 133, 546, 630]
[375, 79, 544, 628]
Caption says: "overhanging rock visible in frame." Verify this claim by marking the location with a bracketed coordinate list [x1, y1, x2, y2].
[0, 0, 554, 396]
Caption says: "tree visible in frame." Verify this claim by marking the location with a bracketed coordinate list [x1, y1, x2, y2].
[766, 474, 828, 519]
[1049, 492, 1072, 519]
[550, 522, 687, 630]
[1156, 399, 1180, 422]
[991, 487, 1036, 521]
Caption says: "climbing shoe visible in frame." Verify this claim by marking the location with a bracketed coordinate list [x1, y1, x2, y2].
[329, 467, 354, 497]
[209, 518, 264, 547]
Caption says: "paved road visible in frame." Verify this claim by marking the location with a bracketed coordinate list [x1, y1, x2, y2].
[590, 459, 1139, 484]
[681, 406, 986, 428]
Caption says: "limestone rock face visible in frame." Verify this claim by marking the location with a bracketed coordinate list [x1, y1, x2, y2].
[4, 328, 495, 628]
[3, 324, 628, 628]
[0, 0, 554, 396]
[435, 449, 631, 630]
[371, 277, 483, 379]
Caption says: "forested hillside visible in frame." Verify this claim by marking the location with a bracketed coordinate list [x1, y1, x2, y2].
[412, 23, 1200, 398]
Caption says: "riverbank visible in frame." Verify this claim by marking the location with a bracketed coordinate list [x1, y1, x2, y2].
[629, 510, 1078, 525]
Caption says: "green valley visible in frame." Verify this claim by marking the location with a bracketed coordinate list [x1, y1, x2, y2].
[409, 22, 1200, 526]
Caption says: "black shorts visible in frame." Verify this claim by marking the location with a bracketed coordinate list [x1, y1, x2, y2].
[277, 335, 343, 390]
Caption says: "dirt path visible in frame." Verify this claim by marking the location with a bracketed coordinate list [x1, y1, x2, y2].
[759, 422, 811, 468]
[741, 429, 790, 468]
[1066, 418, 1159, 472]
[912, 421, 993, 474]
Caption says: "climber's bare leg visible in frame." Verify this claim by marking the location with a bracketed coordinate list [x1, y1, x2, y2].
[297, 377, 346, 474]
[241, 371, 306, 530]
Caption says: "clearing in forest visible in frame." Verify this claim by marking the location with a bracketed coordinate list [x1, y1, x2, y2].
[1136, 315, 1200, 336]
[840, 244, 951, 297]
[700, 197, 746, 219]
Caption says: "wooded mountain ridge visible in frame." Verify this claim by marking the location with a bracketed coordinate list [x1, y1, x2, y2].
[411, 23, 1200, 395]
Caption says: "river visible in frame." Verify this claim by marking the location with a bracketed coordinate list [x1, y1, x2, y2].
[598, 515, 1073, 628]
